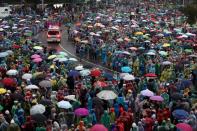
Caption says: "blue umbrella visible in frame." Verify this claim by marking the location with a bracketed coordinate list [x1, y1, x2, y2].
[68, 70, 80, 77]
[103, 73, 114, 81]
[121, 66, 132, 73]
[172, 109, 189, 120]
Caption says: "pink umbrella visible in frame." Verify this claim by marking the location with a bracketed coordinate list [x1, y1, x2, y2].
[90, 124, 108, 131]
[150, 96, 164, 102]
[74, 108, 89, 116]
[31, 54, 41, 59]
[176, 123, 192, 131]
[33, 58, 42, 63]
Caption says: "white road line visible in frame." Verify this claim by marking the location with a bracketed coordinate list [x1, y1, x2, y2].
[58, 43, 120, 74]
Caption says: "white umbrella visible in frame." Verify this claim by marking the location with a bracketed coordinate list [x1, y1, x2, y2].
[0, 52, 9, 58]
[58, 58, 68, 62]
[80, 69, 90, 76]
[6, 69, 18, 76]
[75, 65, 84, 71]
[30, 104, 45, 115]
[140, 89, 154, 97]
[122, 51, 131, 55]
[57, 100, 72, 109]
[123, 74, 135, 81]
[69, 58, 78, 62]
[97, 90, 117, 100]
[64, 95, 77, 101]
[119, 73, 129, 78]
[146, 52, 156, 55]
[189, 54, 197, 58]
[22, 73, 32, 80]
[6, 50, 13, 55]
[58, 52, 68, 56]
[162, 61, 172, 65]
[25, 85, 39, 90]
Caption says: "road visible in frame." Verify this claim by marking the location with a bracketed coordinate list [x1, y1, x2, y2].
[34, 27, 119, 74]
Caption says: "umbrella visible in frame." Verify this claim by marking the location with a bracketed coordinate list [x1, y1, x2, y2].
[31, 54, 41, 59]
[0, 52, 9, 58]
[129, 47, 138, 51]
[189, 54, 197, 58]
[144, 73, 157, 77]
[58, 51, 68, 57]
[80, 69, 90, 76]
[161, 61, 172, 65]
[135, 32, 143, 35]
[39, 99, 53, 106]
[0, 88, 6, 94]
[25, 85, 39, 90]
[123, 74, 135, 81]
[97, 90, 117, 100]
[69, 58, 78, 62]
[58, 58, 68, 62]
[12, 44, 21, 49]
[75, 65, 84, 71]
[48, 55, 57, 60]
[172, 109, 189, 120]
[2, 78, 16, 86]
[91, 69, 101, 77]
[11, 93, 24, 101]
[171, 93, 183, 100]
[146, 52, 156, 55]
[140, 89, 154, 97]
[6, 50, 13, 55]
[94, 81, 108, 88]
[159, 51, 168, 56]
[103, 73, 114, 80]
[57, 100, 72, 109]
[150, 96, 164, 102]
[64, 95, 77, 101]
[22, 73, 32, 80]
[176, 123, 192, 131]
[33, 58, 42, 63]
[39, 80, 51, 88]
[119, 73, 129, 78]
[6, 69, 18, 76]
[162, 43, 171, 47]
[30, 104, 45, 115]
[31, 114, 47, 123]
[121, 66, 132, 73]
[74, 108, 89, 116]
[68, 70, 80, 77]
[33, 46, 43, 50]
[90, 124, 108, 131]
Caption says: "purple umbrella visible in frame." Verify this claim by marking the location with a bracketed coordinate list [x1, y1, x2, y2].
[140, 89, 154, 97]
[150, 96, 164, 102]
[74, 108, 89, 116]
[68, 70, 80, 77]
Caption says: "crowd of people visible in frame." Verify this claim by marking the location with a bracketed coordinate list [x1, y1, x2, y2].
[0, 1, 196, 131]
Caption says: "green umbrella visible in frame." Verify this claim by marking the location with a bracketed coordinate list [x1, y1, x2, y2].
[185, 49, 193, 53]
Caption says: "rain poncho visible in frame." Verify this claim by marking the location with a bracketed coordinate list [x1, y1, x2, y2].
[101, 111, 110, 129]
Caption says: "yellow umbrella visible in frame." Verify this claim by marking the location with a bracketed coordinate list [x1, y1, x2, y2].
[48, 55, 57, 60]
[135, 32, 143, 35]
[0, 88, 6, 94]
[163, 43, 171, 47]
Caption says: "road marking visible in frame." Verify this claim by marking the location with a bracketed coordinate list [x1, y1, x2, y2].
[58, 43, 120, 74]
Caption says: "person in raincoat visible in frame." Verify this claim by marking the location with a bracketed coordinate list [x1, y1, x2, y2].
[109, 108, 116, 124]
[101, 110, 110, 129]
[87, 109, 97, 125]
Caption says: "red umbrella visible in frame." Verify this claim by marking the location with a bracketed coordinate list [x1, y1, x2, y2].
[90, 124, 108, 131]
[94, 81, 108, 88]
[91, 69, 101, 77]
[2, 78, 16, 86]
[144, 73, 157, 77]
[176, 123, 192, 131]
[12, 44, 21, 49]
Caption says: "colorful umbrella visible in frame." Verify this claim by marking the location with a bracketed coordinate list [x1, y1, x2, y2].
[31, 54, 41, 59]
[121, 66, 132, 73]
[94, 81, 108, 88]
[91, 69, 101, 77]
[0, 88, 6, 94]
[144, 73, 157, 77]
[48, 55, 57, 60]
[150, 96, 164, 102]
[176, 123, 193, 131]
[172, 109, 189, 120]
[68, 70, 80, 77]
[33, 58, 42, 63]
[2, 78, 16, 86]
[140, 89, 154, 97]
[90, 124, 108, 131]
[74, 108, 89, 116]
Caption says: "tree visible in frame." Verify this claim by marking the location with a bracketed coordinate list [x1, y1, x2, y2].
[181, 1, 197, 25]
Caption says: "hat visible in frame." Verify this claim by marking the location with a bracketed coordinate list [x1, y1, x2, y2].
[5, 110, 9, 115]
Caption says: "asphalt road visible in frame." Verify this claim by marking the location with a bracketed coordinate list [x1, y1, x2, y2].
[34, 27, 119, 74]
